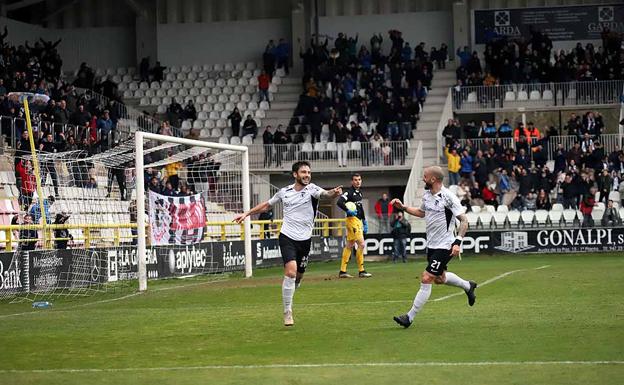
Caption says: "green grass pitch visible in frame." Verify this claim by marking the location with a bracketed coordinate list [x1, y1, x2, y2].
[1, 253, 623, 385]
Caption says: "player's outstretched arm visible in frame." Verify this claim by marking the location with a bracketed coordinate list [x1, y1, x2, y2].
[390, 198, 425, 218]
[233, 201, 271, 224]
[320, 185, 342, 199]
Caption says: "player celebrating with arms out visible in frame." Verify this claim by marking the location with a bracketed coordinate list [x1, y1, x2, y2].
[234, 161, 342, 327]
[336, 173, 372, 278]
[391, 166, 477, 328]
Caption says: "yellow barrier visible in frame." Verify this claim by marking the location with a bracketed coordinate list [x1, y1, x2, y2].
[0, 218, 347, 251]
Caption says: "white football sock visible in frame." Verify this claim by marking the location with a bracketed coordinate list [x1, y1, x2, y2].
[444, 272, 470, 291]
[407, 283, 432, 321]
[282, 276, 296, 313]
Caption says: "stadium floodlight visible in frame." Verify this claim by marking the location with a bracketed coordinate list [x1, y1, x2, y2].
[134, 131, 252, 291]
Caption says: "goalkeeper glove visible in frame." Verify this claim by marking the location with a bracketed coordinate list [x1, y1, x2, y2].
[346, 209, 358, 217]
[363, 220, 368, 234]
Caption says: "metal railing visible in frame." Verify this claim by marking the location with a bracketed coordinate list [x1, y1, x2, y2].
[76, 88, 183, 140]
[0, 218, 347, 251]
[436, 89, 454, 162]
[1, 116, 102, 149]
[452, 80, 624, 112]
[245, 141, 414, 170]
[453, 134, 623, 162]
[403, 140, 423, 207]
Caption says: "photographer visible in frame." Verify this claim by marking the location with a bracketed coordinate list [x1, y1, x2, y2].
[390, 210, 411, 263]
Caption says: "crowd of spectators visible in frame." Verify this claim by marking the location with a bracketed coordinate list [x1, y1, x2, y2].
[443, 110, 624, 226]
[292, 30, 447, 146]
[455, 28, 624, 88]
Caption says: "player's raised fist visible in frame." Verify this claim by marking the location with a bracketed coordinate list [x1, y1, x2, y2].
[390, 198, 404, 210]
[233, 213, 247, 224]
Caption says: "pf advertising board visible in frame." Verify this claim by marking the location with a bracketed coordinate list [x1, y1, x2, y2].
[473, 4, 624, 44]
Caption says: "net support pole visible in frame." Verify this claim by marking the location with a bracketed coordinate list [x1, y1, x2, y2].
[241, 149, 252, 278]
[135, 132, 148, 291]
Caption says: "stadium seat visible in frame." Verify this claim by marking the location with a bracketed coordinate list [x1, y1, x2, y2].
[551, 203, 564, 211]
[609, 191, 621, 203]
[241, 135, 253, 145]
[466, 92, 477, 103]
[222, 127, 233, 137]
[595, 202, 606, 211]
[496, 205, 509, 213]
[548, 210, 563, 226]
[466, 212, 479, 228]
[484, 205, 496, 213]
[216, 119, 227, 128]
[210, 128, 222, 137]
[470, 206, 481, 213]
[230, 136, 241, 145]
[542, 90, 553, 100]
[157, 105, 167, 114]
[492, 212, 507, 228]
[535, 210, 549, 226]
[218, 137, 229, 144]
[504, 91, 515, 101]
[521, 210, 535, 227]
[591, 209, 604, 224]
[529, 90, 540, 100]
[478, 212, 492, 228]
[517, 91, 528, 101]
[562, 209, 577, 226]
[255, 110, 266, 119]
[507, 210, 521, 227]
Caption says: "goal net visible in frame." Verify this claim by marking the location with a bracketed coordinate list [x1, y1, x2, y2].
[1, 127, 256, 301]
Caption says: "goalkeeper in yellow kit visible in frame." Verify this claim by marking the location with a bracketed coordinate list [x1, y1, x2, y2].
[336, 174, 372, 278]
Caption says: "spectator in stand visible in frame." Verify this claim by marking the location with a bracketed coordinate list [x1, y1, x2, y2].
[273, 124, 290, 167]
[536, 189, 551, 210]
[161, 181, 177, 196]
[307, 105, 322, 144]
[258, 70, 271, 105]
[97, 110, 113, 151]
[523, 191, 537, 211]
[53, 213, 72, 249]
[151, 61, 166, 82]
[69, 103, 90, 128]
[460, 149, 473, 181]
[446, 147, 461, 186]
[580, 189, 596, 227]
[560, 174, 577, 209]
[167, 99, 183, 128]
[498, 119, 513, 137]
[183, 100, 197, 121]
[15, 158, 35, 209]
[333, 121, 349, 168]
[375, 193, 393, 234]
[228, 108, 242, 137]
[30, 195, 54, 224]
[263, 40, 276, 75]
[241, 115, 258, 139]
[442, 119, 460, 147]
[139, 57, 150, 83]
[263, 125, 274, 167]
[275, 38, 290, 75]
[482, 183, 498, 208]
[85, 177, 97, 188]
[19, 214, 38, 251]
[390, 210, 410, 263]
[456, 46, 471, 68]
[602, 200, 622, 226]
[163, 150, 183, 190]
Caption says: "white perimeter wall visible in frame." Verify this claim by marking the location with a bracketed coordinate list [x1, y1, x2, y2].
[156, 18, 291, 66]
[1, 17, 136, 71]
[318, 12, 454, 53]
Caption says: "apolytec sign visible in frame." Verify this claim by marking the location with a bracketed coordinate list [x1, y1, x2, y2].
[474, 4, 624, 44]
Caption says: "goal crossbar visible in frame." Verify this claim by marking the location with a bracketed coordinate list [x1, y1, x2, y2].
[134, 131, 252, 291]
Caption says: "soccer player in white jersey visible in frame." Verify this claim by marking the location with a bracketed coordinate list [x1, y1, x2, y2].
[389, 166, 477, 328]
[234, 161, 342, 327]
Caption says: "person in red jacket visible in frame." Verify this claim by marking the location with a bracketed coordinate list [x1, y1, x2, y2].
[481, 183, 498, 208]
[15, 158, 36, 209]
[258, 70, 271, 105]
[374, 193, 394, 234]
[580, 188, 596, 227]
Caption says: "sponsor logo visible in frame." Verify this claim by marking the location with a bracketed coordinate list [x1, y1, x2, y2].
[0, 258, 22, 290]
[536, 229, 618, 248]
[494, 10, 510, 26]
[365, 235, 490, 255]
[495, 232, 533, 253]
[174, 245, 208, 273]
[107, 250, 118, 282]
[221, 242, 245, 267]
[598, 6, 614, 22]
[90, 251, 100, 282]
[31, 255, 62, 269]
[255, 242, 281, 265]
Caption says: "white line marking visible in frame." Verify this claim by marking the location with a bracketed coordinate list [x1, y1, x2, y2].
[2, 361, 622, 373]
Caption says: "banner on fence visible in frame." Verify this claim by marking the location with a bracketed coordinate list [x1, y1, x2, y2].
[148, 190, 206, 246]
[473, 5, 624, 44]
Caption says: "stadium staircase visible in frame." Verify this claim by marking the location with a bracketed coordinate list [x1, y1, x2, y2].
[261, 76, 301, 132]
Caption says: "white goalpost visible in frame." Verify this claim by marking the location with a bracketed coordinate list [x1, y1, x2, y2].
[134, 132, 252, 291]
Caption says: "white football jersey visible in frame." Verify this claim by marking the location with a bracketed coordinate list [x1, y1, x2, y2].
[420, 186, 464, 249]
[268, 183, 323, 241]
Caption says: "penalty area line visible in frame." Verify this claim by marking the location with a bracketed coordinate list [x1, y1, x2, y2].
[2, 360, 623, 373]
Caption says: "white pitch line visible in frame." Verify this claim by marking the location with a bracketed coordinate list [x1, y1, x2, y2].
[2, 360, 622, 374]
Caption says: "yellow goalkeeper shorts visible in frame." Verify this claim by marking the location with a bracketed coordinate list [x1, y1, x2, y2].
[345, 217, 364, 242]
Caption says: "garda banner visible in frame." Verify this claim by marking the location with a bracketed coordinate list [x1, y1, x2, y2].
[363, 228, 624, 255]
[473, 4, 624, 44]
